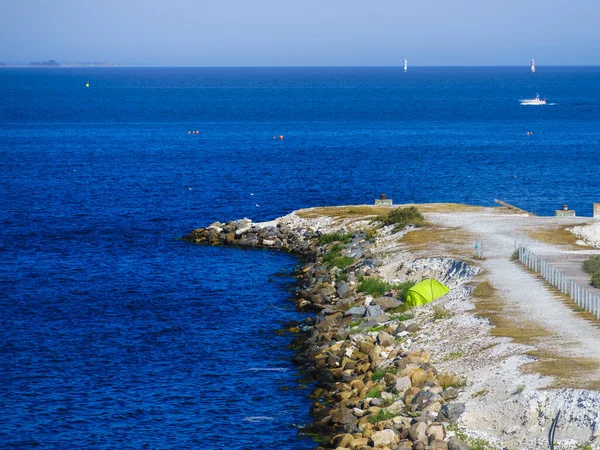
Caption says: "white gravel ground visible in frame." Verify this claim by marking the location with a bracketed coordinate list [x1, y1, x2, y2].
[265, 206, 600, 449]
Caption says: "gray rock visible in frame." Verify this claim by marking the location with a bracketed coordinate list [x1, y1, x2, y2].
[377, 330, 393, 347]
[364, 305, 384, 318]
[412, 391, 442, 410]
[440, 403, 466, 422]
[394, 376, 412, 395]
[346, 306, 366, 316]
[409, 421, 428, 444]
[374, 296, 402, 310]
[441, 387, 459, 401]
[371, 429, 396, 447]
[330, 408, 357, 425]
[406, 323, 420, 333]
[336, 282, 350, 298]
[448, 436, 471, 450]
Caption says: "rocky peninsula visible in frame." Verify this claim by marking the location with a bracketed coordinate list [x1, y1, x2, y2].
[183, 204, 600, 450]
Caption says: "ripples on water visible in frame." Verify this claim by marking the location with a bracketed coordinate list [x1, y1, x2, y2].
[1, 67, 600, 448]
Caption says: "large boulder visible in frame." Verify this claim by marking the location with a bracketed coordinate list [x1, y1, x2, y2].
[371, 429, 397, 447]
[373, 296, 402, 310]
[448, 436, 471, 450]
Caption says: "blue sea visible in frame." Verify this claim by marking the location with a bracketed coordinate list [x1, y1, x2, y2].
[1, 66, 600, 449]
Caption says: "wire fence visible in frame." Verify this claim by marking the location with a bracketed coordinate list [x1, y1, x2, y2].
[516, 244, 600, 320]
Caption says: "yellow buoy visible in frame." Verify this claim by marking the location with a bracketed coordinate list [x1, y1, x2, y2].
[85, 82, 90, 88]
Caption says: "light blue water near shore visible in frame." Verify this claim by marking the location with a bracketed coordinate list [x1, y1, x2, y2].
[1, 67, 600, 448]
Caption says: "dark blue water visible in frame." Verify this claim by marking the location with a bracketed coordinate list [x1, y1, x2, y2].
[1, 67, 600, 448]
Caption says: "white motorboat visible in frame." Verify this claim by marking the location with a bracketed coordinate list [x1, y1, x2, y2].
[519, 94, 546, 105]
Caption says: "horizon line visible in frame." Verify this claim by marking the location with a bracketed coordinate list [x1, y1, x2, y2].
[3, 64, 600, 68]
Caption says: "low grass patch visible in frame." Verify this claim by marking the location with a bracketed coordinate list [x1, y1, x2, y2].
[399, 226, 471, 252]
[371, 367, 397, 381]
[357, 278, 393, 297]
[443, 350, 464, 362]
[471, 389, 488, 398]
[365, 386, 384, 398]
[390, 309, 415, 321]
[357, 278, 415, 299]
[322, 244, 354, 270]
[472, 281, 495, 298]
[414, 203, 486, 213]
[296, 205, 391, 220]
[522, 351, 600, 389]
[367, 409, 398, 424]
[318, 232, 352, 245]
[432, 304, 451, 320]
[524, 224, 587, 248]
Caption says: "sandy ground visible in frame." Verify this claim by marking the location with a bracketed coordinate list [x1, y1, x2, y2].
[271, 206, 600, 449]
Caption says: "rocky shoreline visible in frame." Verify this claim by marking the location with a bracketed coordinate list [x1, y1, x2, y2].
[183, 214, 476, 450]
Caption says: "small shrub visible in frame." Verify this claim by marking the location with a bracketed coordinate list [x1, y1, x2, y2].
[365, 227, 378, 240]
[511, 249, 519, 261]
[592, 271, 600, 288]
[357, 278, 393, 297]
[378, 206, 425, 231]
[395, 281, 415, 301]
[336, 272, 349, 282]
[583, 256, 600, 274]
[390, 310, 414, 321]
[436, 371, 467, 389]
[444, 350, 463, 362]
[318, 232, 352, 245]
[432, 304, 451, 321]
[513, 384, 525, 395]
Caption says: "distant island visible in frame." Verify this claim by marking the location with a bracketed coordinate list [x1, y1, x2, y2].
[1, 60, 119, 67]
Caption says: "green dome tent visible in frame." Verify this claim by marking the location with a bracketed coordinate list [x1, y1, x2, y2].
[405, 279, 449, 307]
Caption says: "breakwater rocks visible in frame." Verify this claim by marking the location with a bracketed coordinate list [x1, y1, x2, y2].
[182, 218, 318, 256]
[184, 217, 473, 450]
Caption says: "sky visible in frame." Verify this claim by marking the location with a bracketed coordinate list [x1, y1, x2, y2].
[1, 0, 599, 66]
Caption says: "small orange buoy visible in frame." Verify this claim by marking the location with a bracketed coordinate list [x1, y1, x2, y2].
[196, 131, 199, 134]
[188, 131, 191, 135]
[279, 135, 284, 140]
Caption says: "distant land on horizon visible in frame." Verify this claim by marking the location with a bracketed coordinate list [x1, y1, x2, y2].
[0, 60, 118, 67]
[1, 61, 600, 68]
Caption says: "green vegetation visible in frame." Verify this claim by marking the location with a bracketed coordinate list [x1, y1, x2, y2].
[472, 281, 495, 298]
[446, 424, 496, 450]
[443, 350, 464, 362]
[471, 389, 488, 398]
[357, 278, 394, 297]
[365, 227, 378, 240]
[583, 256, 600, 288]
[367, 409, 398, 424]
[336, 272, 349, 282]
[318, 232, 352, 245]
[513, 384, 525, 395]
[432, 304, 451, 320]
[436, 372, 467, 389]
[322, 244, 354, 270]
[592, 272, 600, 288]
[365, 324, 387, 332]
[356, 278, 415, 299]
[371, 367, 397, 381]
[365, 386, 384, 398]
[378, 206, 426, 232]
[390, 310, 415, 321]
[511, 249, 519, 261]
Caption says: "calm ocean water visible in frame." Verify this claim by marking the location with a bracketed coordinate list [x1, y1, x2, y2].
[1, 67, 600, 449]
